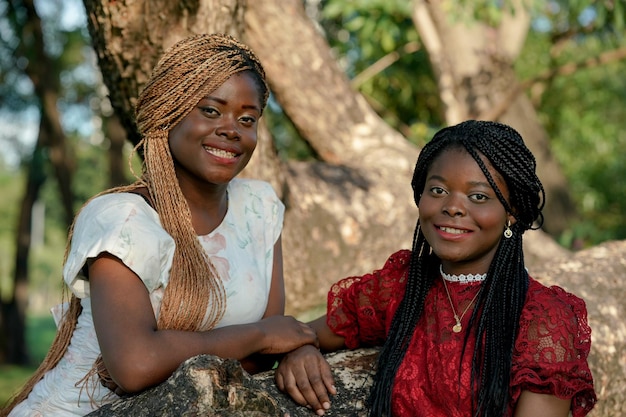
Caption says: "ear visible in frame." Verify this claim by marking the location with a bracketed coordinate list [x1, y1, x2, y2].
[507, 213, 517, 226]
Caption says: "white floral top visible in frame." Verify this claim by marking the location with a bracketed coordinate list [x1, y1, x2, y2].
[9, 179, 284, 417]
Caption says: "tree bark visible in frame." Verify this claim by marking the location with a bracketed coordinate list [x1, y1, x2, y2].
[82, 0, 247, 146]
[81, 0, 565, 316]
[412, 0, 577, 237]
[81, 0, 419, 316]
[104, 113, 130, 188]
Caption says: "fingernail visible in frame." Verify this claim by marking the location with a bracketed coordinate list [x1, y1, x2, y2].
[323, 401, 331, 410]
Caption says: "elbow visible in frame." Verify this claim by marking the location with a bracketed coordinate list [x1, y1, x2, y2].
[105, 354, 164, 394]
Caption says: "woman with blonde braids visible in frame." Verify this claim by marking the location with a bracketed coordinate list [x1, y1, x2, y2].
[4, 33, 317, 417]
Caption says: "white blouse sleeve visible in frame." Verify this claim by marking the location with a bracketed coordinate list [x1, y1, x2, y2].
[62, 193, 176, 298]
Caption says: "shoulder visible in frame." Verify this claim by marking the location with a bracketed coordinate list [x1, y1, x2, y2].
[77, 192, 157, 224]
[518, 276, 592, 359]
[332, 249, 411, 293]
[525, 277, 589, 319]
[512, 277, 596, 413]
[227, 178, 284, 221]
[65, 192, 175, 296]
[383, 249, 412, 271]
[228, 178, 279, 200]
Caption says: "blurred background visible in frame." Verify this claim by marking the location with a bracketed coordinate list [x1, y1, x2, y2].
[0, 0, 624, 405]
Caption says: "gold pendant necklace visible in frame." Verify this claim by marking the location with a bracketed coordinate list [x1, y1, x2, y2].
[441, 275, 481, 333]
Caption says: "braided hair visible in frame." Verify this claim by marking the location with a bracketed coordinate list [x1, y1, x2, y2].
[368, 120, 545, 416]
[2, 33, 269, 413]
[131, 33, 268, 332]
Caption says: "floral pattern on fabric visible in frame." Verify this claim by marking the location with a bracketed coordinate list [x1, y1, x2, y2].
[9, 179, 284, 417]
[327, 250, 596, 417]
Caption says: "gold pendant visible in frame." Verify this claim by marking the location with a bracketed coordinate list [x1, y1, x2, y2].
[453, 322, 462, 333]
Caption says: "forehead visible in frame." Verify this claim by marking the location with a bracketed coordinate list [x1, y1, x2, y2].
[429, 147, 507, 188]
[200, 72, 263, 109]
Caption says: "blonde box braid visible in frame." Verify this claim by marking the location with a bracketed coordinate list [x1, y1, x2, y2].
[133, 32, 270, 331]
[1, 33, 269, 415]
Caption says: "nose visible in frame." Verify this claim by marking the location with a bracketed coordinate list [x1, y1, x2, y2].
[215, 115, 240, 140]
[442, 193, 465, 217]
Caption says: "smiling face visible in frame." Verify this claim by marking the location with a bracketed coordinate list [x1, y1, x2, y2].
[418, 146, 515, 275]
[168, 71, 262, 190]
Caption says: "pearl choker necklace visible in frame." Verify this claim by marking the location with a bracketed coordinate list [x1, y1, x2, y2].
[440, 265, 487, 284]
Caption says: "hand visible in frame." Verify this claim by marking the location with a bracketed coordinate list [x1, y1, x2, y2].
[275, 345, 336, 416]
[258, 315, 319, 354]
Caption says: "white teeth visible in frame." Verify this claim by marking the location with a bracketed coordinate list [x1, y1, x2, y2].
[440, 227, 467, 234]
[203, 146, 236, 159]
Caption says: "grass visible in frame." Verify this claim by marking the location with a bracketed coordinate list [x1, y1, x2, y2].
[0, 314, 56, 406]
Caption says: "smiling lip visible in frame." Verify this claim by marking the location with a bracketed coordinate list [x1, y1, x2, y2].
[436, 225, 471, 239]
[203, 145, 239, 160]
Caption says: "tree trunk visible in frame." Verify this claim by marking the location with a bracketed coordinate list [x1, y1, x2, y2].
[244, 0, 421, 313]
[412, 0, 577, 237]
[104, 113, 130, 188]
[82, 0, 419, 316]
[4, 140, 48, 365]
[81, 0, 562, 316]
[82, 0, 248, 146]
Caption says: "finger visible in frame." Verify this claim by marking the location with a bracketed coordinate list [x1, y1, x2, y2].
[319, 362, 337, 396]
[295, 371, 328, 414]
[275, 371, 285, 391]
[280, 370, 308, 407]
[303, 371, 332, 414]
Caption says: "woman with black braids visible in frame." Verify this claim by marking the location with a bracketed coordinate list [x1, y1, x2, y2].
[276, 120, 596, 417]
[4, 34, 317, 416]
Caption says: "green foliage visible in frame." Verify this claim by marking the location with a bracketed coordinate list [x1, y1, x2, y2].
[320, 0, 626, 247]
[320, 0, 442, 146]
[517, 16, 626, 246]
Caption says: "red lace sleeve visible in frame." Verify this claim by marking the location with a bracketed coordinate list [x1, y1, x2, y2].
[326, 249, 411, 349]
[511, 278, 597, 417]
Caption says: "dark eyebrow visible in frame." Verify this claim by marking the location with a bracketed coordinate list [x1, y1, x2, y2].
[467, 180, 493, 189]
[204, 95, 226, 104]
[204, 95, 261, 113]
[427, 174, 493, 189]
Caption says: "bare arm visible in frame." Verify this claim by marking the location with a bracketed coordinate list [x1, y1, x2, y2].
[89, 242, 316, 393]
[514, 391, 571, 417]
[308, 315, 345, 352]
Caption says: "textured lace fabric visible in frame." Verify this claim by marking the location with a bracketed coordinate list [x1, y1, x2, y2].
[327, 250, 596, 417]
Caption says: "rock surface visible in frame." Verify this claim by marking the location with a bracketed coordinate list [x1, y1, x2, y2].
[89, 240, 626, 417]
[530, 240, 626, 417]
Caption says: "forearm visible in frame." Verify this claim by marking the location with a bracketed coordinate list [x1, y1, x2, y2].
[104, 323, 270, 392]
[308, 315, 345, 352]
[513, 391, 571, 417]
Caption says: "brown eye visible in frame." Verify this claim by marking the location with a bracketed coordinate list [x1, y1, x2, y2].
[430, 186, 446, 195]
[469, 193, 489, 202]
[200, 106, 219, 117]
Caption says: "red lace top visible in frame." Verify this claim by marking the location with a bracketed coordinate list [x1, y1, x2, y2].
[327, 250, 596, 417]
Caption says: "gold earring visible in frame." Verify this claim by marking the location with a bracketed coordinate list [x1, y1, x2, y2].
[504, 220, 513, 239]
